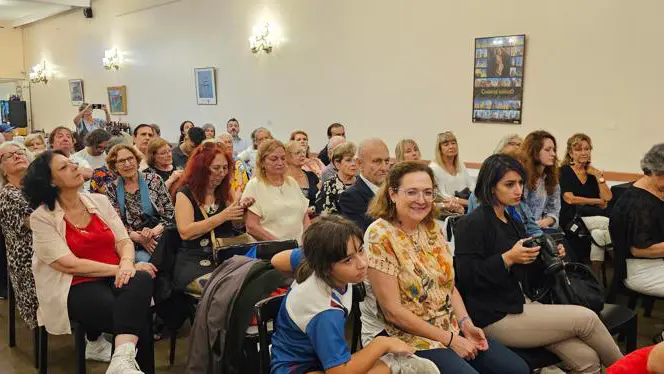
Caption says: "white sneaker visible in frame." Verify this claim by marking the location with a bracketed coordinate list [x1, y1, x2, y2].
[105, 343, 144, 374]
[381, 353, 440, 374]
[85, 335, 112, 362]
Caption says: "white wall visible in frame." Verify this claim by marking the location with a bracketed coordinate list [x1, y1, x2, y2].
[0, 27, 25, 80]
[0, 82, 17, 100]
[21, 0, 661, 172]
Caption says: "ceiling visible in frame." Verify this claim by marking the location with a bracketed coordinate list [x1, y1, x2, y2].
[0, 0, 90, 28]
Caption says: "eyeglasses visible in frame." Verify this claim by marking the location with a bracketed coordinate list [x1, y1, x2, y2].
[0, 149, 26, 163]
[116, 157, 136, 166]
[156, 149, 172, 156]
[397, 188, 437, 201]
[507, 141, 521, 147]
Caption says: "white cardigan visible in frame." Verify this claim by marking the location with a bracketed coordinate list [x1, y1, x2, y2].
[429, 161, 476, 198]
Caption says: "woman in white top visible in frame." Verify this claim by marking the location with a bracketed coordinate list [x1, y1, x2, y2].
[242, 139, 310, 242]
[428, 131, 475, 207]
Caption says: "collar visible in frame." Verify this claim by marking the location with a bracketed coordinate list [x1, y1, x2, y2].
[50, 193, 100, 220]
[359, 174, 380, 194]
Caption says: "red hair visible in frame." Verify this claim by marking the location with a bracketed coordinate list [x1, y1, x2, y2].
[173, 142, 234, 205]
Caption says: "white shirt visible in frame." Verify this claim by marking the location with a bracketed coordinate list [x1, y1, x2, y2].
[72, 148, 107, 170]
[69, 154, 93, 192]
[238, 148, 257, 176]
[429, 161, 476, 198]
[242, 177, 309, 242]
[359, 174, 380, 194]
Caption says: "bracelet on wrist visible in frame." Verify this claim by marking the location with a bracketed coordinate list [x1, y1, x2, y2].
[445, 331, 454, 348]
[458, 316, 470, 329]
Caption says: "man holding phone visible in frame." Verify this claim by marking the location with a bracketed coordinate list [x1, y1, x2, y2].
[73, 102, 111, 139]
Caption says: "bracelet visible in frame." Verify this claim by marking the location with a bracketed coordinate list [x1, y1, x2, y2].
[445, 332, 454, 348]
[458, 316, 470, 329]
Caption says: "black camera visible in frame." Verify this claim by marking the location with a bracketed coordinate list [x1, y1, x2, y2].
[523, 234, 564, 275]
[91, 104, 103, 109]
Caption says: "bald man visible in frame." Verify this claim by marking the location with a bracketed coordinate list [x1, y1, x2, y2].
[338, 138, 390, 232]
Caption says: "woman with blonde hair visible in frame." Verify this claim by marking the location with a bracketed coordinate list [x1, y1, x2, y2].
[429, 131, 475, 207]
[493, 134, 523, 154]
[290, 130, 326, 178]
[24, 133, 46, 155]
[242, 139, 310, 242]
[395, 139, 422, 162]
[560, 133, 612, 273]
[285, 141, 320, 213]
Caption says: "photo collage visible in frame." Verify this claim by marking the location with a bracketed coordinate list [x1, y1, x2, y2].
[472, 35, 525, 124]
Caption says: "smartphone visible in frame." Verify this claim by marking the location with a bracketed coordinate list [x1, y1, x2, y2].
[91, 104, 102, 109]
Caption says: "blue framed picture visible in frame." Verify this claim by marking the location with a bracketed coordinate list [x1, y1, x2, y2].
[194, 67, 217, 105]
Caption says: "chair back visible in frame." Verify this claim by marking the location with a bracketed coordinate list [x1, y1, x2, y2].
[215, 239, 298, 264]
[255, 294, 285, 374]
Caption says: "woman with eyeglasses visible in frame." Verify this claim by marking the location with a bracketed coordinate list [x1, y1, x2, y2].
[105, 144, 174, 263]
[363, 161, 529, 374]
[145, 138, 183, 191]
[290, 130, 326, 179]
[24, 150, 156, 373]
[285, 141, 320, 215]
[0, 142, 39, 332]
[429, 131, 475, 207]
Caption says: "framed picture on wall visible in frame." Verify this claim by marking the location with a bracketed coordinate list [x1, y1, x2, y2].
[471, 34, 526, 124]
[194, 67, 217, 105]
[69, 79, 84, 106]
[107, 86, 127, 115]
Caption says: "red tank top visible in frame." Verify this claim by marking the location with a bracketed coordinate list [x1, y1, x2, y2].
[607, 345, 655, 374]
[65, 214, 120, 286]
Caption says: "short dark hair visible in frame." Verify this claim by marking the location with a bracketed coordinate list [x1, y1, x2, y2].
[149, 123, 161, 136]
[326, 123, 344, 138]
[227, 118, 238, 125]
[48, 126, 73, 147]
[133, 124, 154, 137]
[295, 215, 364, 289]
[84, 129, 111, 148]
[24, 150, 68, 210]
[475, 154, 526, 207]
[188, 127, 206, 147]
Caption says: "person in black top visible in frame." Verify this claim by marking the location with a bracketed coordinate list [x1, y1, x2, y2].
[455, 154, 622, 373]
[317, 123, 345, 165]
[609, 143, 664, 298]
[285, 141, 319, 215]
[560, 133, 613, 274]
[173, 142, 255, 295]
[145, 137, 184, 192]
[172, 127, 205, 170]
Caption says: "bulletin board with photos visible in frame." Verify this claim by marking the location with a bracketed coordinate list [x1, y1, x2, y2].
[472, 34, 525, 124]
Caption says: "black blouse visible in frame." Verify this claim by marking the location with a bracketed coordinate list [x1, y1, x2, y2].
[177, 186, 237, 250]
[610, 186, 664, 260]
[455, 205, 527, 328]
[300, 170, 320, 207]
[559, 165, 601, 228]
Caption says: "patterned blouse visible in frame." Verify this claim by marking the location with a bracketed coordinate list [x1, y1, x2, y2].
[523, 176, 561, 227]
[315, 175, 354, 214]
[105, 171, 174, 232]
[90, 166, 117, 194]
[0, 184, 38, 328]
[231, 159, 250, 196]
[366, 218, 459, 350]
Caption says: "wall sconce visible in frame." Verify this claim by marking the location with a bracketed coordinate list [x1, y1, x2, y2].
[29, 61, 50, 84]
[249, 23, 273, 54]
[103, 49, 122, 71]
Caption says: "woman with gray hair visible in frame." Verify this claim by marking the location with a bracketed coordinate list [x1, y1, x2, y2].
[610, 143, 664, 298]
[493, 134, 523, 154]
[0, 142, 39, 330]
[202, 123, 216, 139]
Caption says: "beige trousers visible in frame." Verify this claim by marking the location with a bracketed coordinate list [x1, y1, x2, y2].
[484, 303, 623, 374]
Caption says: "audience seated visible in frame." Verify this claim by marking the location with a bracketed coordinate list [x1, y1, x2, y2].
[23, 133, 46, 155]
[521, 130, 561, 230]
[202, 123, 216, 139]
[242, 139, 310, 242]
[49, 126, 94, 182]
[316, 141, 357, 215]
[172, 126, 205, 170]
[149, 124, 161, 138]
[339, 139, 390, 232]
[217, 132, 250, 198]
[72, 103, 110, 140]
[270, 215, 439, 374]
[560, 133, 612, 273]
[317, 122, 346, 166]
[132, 124, 155, 166]
[178, 120, 195, 145]
[238, 127, 272, 176]
[364, 161, 528, 373]
[492, 133, 522, 154]
[394, 139, 422, 162]
[285, 140, 320, 215]
[145, 137, 183, 191]
[429, 131, 475, 207]
[290, 130, 326, 179]
[173, 142, 255, 295]
[72, 129, 112, 191]
[90, 136, 130, 194]
[610, 143, 664, 297]
[105, 144, 175, 264]
[24, 150, 157, 374]
[0, 142, 38, 330]
[455, 154, 622, 373]
[320, 135, 347, 184]
[226, 118, 249, 159]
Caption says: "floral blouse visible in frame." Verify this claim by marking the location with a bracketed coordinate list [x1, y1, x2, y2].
[366, 218, 459, 350]
[0, 184, 38, 328]
[231, 159, 250, 196]
[90, 166, 117, 194]
[315, 175, 353, 214]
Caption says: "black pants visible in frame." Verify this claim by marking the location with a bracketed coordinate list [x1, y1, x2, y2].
[67, 271, 153, 336]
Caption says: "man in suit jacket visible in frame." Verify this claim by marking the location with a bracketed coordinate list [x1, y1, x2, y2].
[339, 139, 390, 232]
[317, 123, 346, 165]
